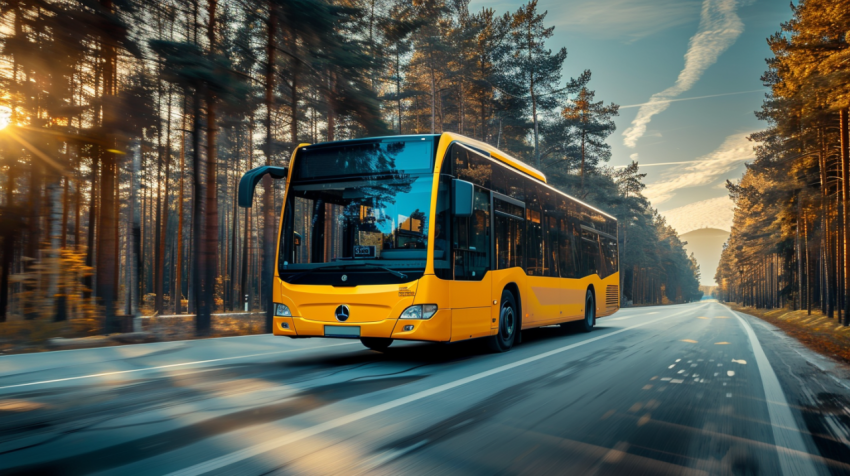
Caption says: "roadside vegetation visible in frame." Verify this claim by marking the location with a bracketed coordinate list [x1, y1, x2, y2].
[716, 0, 850, 325]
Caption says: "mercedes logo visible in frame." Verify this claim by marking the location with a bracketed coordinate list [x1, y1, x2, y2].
[341, 274, 348, 282]
[335, 304, 350, 322]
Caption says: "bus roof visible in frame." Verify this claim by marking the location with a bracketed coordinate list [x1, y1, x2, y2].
[440, 133, 616, 221]
[439, 132, 547, 183]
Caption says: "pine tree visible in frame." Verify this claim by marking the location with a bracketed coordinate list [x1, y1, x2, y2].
[504, 0, 566, 169]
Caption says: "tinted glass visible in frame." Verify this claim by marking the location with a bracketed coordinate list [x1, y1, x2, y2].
[496, 214, 523, 269]
[293, 138, 434, 180]
[451, 144, 492, 188]
[453, 186, 491, 280]
[495, 198, 524, 218]
[559, 218, 579, 278]
[581, 229, 600, 277]
[603, 236, 618, 275]
[434, 176, 452, 279]
[526, 209, 544, 276]
[545, 215, 559, 277]
[279, 175, 433, 285]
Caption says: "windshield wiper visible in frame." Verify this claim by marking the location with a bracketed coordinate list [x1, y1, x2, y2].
[337, 263, 408, 280]
[285, 262, 407, 283]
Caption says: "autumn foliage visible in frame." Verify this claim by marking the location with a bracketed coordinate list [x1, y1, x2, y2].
[716, 0, 850, 323]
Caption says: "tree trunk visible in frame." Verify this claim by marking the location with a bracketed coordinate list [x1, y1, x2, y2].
[397, 50, 403, 135]
[84, 158, 98, 300]
[175, 108, 186, 314]
[125, 141, 141, 318]
[197, 0, 219, 335]
[61, 173, 69, 249]
[263, 4, 277, 332]
[429, 50, 436, 134]
[27, 164, 42, 260]
[0, 167, 16, 322]
[97, 150, 117, 331]
[97, 30, 118, 328]
[74, 153, 81, 249]
[841, 109, 850, 325]
[580, 131, 586, 191]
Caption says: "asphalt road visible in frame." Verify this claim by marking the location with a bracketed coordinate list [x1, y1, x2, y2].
[2, 301, 850, 475]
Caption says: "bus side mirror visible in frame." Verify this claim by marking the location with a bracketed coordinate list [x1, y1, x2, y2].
[453, 179, 474, 217]
[238, 166, 288, 208]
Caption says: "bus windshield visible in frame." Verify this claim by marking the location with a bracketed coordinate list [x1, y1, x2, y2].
[291, 137, 436, 180]
[278, 174, 435, 284]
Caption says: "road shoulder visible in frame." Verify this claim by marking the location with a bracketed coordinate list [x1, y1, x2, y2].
[732, 307, 850, 475]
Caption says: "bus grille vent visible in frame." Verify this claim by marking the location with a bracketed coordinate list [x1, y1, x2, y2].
[606, 286, 619, 308]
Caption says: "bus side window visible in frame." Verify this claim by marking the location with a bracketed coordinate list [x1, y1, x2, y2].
[495, 208, 523, 270]
[453, 186, 490, 280]
[525, 209, 543, 276]
[609, 236, 619, 272]
[546, 215, 559, 277]
[434, 176, 452, 280]
[581, 229, 601, 277]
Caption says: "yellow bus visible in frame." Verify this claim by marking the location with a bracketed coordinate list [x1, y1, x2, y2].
[238, 132, 619, 352]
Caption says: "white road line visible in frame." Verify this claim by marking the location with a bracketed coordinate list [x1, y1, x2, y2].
[166, 303, 706, 476]
[0, 342, 359, 391]
[609, 312, 659, 321]
[730, 308, 821, 476]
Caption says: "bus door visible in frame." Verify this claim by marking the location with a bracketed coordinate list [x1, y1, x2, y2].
[493, 195, 526, 327]
[525, 209, 560, 324]
[450, 184, 492, 340]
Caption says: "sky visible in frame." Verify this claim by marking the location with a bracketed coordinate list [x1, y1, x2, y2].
[468, 0, 791, 235]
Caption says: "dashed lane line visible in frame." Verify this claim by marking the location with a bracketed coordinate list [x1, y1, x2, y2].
[608, 312, 659, 321]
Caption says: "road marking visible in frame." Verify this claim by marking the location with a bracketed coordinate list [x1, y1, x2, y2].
[730, 308, 820, 476]
[609, 312, 659, 321]
[166, 304, 707, 476]
[0, 342, 359, 391]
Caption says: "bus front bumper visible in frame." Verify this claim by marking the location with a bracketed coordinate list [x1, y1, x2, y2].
[273, 309, 451, 342]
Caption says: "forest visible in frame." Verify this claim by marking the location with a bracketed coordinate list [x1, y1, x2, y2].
[715, 0, 850, 322]
[0, 0, 702, 338]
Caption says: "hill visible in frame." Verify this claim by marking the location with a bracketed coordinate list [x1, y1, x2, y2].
[680, 228, 730, 286]
[661, 197, 734, 235]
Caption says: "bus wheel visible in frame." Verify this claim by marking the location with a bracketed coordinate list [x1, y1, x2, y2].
[579, 289, 595, 333]
[361, 338, 393, 352]
[488, 290, 517, 353]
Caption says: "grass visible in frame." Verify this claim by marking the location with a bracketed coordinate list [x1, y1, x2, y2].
[729, 303, 850, 364]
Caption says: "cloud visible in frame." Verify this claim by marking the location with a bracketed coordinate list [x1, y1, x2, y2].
[615, 159, 704, 169]
[548, 0, 701, 41]
[630, 153, 639, 161]
[661, 196, 735, 234]
[619, 89, 763, 109]
[643, 132, 754, 205]
[470, 0, 701, 41]
[623, 0, 745, 148]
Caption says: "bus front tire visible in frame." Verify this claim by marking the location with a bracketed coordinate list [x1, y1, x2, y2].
[361, 337, 393, 352]
[578, 289, 595, 333]
[488, 290, 517, 353]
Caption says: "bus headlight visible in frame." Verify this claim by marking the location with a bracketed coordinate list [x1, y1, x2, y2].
[275, 303, 292, 317]
[399, 304, 437, 320]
